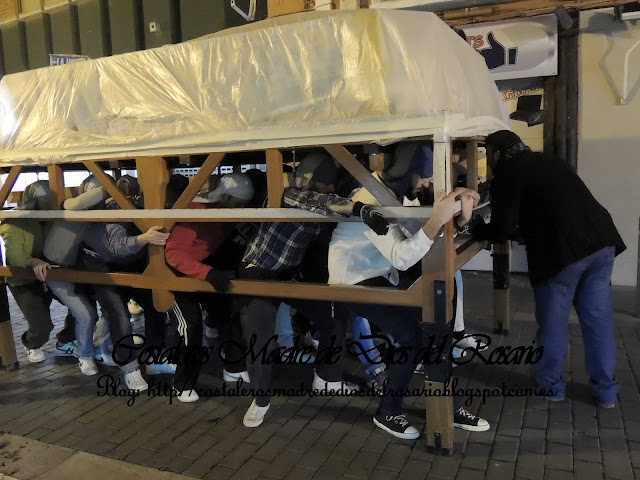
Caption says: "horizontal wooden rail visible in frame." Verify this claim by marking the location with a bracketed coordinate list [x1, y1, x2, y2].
[0, 267, 423, 307]
[0, 206, 462, 223]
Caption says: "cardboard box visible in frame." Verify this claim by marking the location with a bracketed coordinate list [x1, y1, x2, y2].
[267, 0, 314, 17]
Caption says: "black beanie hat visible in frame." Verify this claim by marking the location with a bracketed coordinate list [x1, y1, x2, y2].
[485, 130, 523, 155]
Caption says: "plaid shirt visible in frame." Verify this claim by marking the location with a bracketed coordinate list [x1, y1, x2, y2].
[242, 187, 351, 271]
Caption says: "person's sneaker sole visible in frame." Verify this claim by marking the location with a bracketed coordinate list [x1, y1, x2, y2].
[453, 421, 490, 432]
[373, 417, 420, 440]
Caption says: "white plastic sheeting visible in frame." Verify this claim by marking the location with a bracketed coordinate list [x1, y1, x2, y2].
[0, 9, 508, 166]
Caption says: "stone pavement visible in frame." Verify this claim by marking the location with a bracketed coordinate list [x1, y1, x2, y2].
[1, 271, 639, 480]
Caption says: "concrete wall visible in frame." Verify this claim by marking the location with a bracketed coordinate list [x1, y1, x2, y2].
[579, 9, 640, 286]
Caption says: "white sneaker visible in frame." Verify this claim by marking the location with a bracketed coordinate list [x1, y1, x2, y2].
[124, 368, 149, 392]
[304, 332, 320, 350]
[79, 357, 99, 376]
[24, 346, 45, 363]
[453, 331, 488, 351]
[146, 362, 177, 375]
[175, 388, 200, 403]
[223, 370, 251, 383]
[94, 351, 118, 367]
[312, 370, 360, 394]
[204, 326, 219, 339]
[243, 399, 270, 428]
[128, 299, 143, 316]
[132, 334, 145, 345]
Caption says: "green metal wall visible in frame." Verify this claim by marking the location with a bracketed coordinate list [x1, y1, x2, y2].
[108, 0, 143, 54]
[77, 0, 111, 58]
[24, 13, 53, 69]
[0, 0, 268, 77]
[50, 4, 81, 55]
[1, 22, 28, 73]
[142, 0, 179, 49]
[179, 0, 224, 42]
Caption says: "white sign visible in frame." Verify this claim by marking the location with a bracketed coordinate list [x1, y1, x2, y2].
[462, 15, 558, 80]
[49, 54, 90, 66]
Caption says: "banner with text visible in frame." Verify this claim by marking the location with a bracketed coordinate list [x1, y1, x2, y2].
[463, 15, 558, 81]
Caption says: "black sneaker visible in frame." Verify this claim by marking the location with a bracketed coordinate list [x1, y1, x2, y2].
[453, 407, 490, 432]
[373, 411, 420, 440]
[366, 368, 388, 395]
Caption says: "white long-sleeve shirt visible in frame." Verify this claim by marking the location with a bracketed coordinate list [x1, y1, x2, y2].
[328, 177, 433, 286]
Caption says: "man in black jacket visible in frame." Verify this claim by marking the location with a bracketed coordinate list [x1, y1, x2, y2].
[473, 130, 625, 408]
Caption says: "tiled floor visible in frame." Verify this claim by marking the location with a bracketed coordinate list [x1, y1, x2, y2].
[1, 272, 639, 480]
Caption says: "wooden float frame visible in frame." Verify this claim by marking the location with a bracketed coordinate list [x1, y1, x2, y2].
[0, 136, 511, 454]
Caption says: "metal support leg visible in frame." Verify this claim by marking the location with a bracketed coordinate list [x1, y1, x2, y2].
[422, 280, 454, 456]
[493, 242, 511, 335]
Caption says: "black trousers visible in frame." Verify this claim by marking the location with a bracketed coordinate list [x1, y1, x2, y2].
[122, 287, 168, 349]
[349, 275, 461, 416]
[237, 263, 347, 406]
[9, 282, 54, 350]
[169, 292, 244, 389]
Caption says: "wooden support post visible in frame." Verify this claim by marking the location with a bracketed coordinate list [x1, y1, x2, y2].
[0, 166, 22, 207]
[266, 149, 284, 208]
[137, 157, 176, 312]
[0, 247, 17, 371]
[466, 140, 479, 192]
[47, 164, 65, 209]
[493, 242, 511, 335]
[422, 136, 455, 455]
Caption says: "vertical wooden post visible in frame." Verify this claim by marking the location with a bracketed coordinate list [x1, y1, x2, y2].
[47, 164, 65, 209]
[493, 242, 511, 334]
[422, 135, 455, 455]
[466, 140, 479, 192]
[137, 157, 175, 312]
[266, 149, 284, 208]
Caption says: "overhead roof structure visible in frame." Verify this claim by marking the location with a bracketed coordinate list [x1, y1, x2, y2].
[0, 9, 508, 166]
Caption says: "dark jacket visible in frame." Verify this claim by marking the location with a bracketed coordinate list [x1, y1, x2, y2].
[473, 151, 625, 286]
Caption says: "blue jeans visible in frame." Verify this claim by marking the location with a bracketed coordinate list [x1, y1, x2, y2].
[275, 303, 294, 348]
[47, 280, 138, 374]
[534, 246, 618, 404]
[350, 313, 384, 376]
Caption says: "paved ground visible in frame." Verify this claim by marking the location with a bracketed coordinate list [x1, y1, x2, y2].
[1, 271, 639, 480]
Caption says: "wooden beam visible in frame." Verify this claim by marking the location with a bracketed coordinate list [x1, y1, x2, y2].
[0, 206, 436, 222]
[137, 157, 175, 312]
[443, 0, 638, 25]
[466, 141, 479, 192]
[0, 166, 22, 207]
[455, 238, 486, 271]
[172, 152, 225, 211]
[324, 145, 401, 207]
[83, 161, 147, 232]
[266, 149, 285, 208]
[47, 165, 65, 209]
[0, 267, 424, 307]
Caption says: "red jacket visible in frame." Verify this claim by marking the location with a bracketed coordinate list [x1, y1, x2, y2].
[165, 203, 236, 280]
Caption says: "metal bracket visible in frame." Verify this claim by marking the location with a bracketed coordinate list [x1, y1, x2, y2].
[230, 0, 256, 21]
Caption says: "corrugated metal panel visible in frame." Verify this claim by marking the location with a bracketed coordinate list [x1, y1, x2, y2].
[77, 0, 111, 58]
[1, 21, 28, 72]
[179, 0, 225, 41]
[108, 0, 143, 53]
[50, 3, 80, 54]
[142, 0, 179, 48]
[24, 13, 53, 69]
